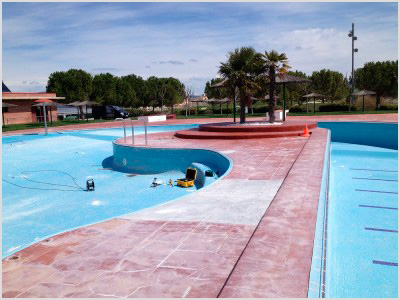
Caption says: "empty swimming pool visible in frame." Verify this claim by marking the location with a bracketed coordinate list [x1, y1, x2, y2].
[2, 124, 231, 258]
[311, 122, 398, 298]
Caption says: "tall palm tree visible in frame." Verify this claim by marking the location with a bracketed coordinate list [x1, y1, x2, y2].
[219, 47, 263, 123]
[263, 50, 290, 123]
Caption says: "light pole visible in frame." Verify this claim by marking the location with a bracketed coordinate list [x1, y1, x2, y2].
[348, 22, 358, 111]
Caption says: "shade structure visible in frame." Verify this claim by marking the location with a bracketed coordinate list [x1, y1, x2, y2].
[212, 97, 232, 114]
[211, 74, 311, 122]
[352, 90, 376, 96]
[34, 99, 53, 135]
[67, 101, 83, 106]
[274, 74, 311, 84]
[66, 101, 85, 119]
[2, 102, 17, 108]
[79, 100, 99, 106]
[302, 93, 325, 98]
[302, 93, 325, 114]
[189, 96, 208, 114]
[32, 102, 59, 107]
[352, 90, 376, 112]
[2, 102, 18, 125]
[34, 99, 54, 103]
[78, 100, 99, 121]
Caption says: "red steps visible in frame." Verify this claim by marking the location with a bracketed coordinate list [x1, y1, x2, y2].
[174, 121, 316, 140]
[174, 129, 309, 140]
[198, 122, 317, 132]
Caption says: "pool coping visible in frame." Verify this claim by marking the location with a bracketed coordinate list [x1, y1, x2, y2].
[308, 129, 331, 298]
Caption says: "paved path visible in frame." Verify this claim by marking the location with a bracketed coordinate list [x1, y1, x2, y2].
[2, 113, 397, 136]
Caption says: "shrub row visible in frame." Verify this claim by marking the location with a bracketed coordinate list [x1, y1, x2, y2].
[379, 104, 398, 110]
[318, 102, 356, 112]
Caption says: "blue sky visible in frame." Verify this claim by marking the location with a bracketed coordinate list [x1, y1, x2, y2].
[2, 2, 398, 94]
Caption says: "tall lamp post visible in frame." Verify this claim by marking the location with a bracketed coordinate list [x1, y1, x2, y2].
[348, 22, 358, 111]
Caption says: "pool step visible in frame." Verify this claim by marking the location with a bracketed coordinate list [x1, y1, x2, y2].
[174, 129, 309, 139]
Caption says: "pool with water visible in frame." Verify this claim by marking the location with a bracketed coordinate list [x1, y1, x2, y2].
[2, 124, 231, 258]
[310, 122, 398, 298]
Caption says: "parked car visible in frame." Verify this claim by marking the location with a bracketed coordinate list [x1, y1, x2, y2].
[92, 105, 129, 119]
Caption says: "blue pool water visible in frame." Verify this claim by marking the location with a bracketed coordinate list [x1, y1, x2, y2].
[315, 122, 398, 298]
[2, 124, 230, 258]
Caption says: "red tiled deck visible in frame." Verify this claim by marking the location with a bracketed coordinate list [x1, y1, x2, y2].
[2, 114, 397, 298]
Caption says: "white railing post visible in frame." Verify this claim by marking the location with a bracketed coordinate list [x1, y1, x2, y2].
[130, 118, 135, 145]
[114, 118, 126, 142]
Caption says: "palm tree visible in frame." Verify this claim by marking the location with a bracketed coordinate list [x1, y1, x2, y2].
[219, 47, 263, 123]
[263, 50, 290, 123]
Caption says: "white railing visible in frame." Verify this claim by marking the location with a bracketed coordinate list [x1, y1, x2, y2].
[115, 117, 148, 145]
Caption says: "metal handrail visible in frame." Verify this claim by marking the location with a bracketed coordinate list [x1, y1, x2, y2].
[115, 117, 148, 145]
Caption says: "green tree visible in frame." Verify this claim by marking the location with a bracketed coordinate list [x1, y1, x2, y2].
[122, 74, 148, 108]
[91, 73, 118, 104]
[262, 50, 290, 123]
[355, 60, 398, 109]
[46, 69, 92, 103]
[219, 47, 263, 123]
[116, 77, 137, 107]
[310, 69, 349, 103]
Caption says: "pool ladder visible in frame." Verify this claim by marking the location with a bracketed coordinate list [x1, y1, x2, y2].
[115, 118, 148, 145]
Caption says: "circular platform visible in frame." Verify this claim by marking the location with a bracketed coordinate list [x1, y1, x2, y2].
[175, 121, 317, 139]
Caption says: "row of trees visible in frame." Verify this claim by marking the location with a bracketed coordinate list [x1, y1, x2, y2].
[46, 70, 185, 112]
[206, 52, 398, 121]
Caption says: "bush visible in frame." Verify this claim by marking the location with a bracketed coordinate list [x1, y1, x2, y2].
[222, 107, 233, 114]
[253, 105, 267, 113]
[289, 105, 305, 112]
[179, 109, 196, 115]
[319, 102, 356, 112]
[379, 104, 398, 110]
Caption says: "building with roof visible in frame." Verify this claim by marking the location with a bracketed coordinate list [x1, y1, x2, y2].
[2, 82, 65, 125]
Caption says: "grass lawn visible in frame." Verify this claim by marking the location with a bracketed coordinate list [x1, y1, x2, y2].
[2, 119, 111, 132]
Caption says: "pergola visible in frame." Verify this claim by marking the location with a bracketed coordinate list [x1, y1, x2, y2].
[302, 93, 325, 114]
[275, 74, 311, 121]
[34, 99, 54, 135]
[352, 90, 376, 112]
[212, 97, 232, 114]
[80, 100, 100, 121]
[32, 101, 59, 124]
[67, 100, 99, 121]
[189, 96, 208, 114]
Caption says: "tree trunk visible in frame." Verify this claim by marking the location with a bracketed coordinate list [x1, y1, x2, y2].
[268, 69, 276, 123]
[239, 89, 246, 124]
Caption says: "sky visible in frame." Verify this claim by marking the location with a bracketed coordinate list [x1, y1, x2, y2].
[2, 2, 398, 95]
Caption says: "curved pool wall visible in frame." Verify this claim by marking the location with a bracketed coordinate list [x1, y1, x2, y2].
[112, 142, 232, 188]
[318, 121, 398, 150]
[2, 123, 234, 258]
[309, 121, 398, 298]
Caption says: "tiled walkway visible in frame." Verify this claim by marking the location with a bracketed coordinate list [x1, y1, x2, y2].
[2, 114, 396, 298]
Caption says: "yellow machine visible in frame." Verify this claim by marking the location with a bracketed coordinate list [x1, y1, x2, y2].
[177, 167, 197, 188]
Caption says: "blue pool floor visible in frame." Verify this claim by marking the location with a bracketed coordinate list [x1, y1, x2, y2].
[2, 124, 207, 258]
[326, 142, 398, 298]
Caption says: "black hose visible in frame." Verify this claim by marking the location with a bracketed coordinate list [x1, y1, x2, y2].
[3, 170, 86, 192]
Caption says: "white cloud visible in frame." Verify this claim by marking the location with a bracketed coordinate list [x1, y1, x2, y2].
[2, 2, 397, 94]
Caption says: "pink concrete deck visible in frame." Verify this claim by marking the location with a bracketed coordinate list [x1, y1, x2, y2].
[2, 114, 397, 298]
[2, 113, 397, 137]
